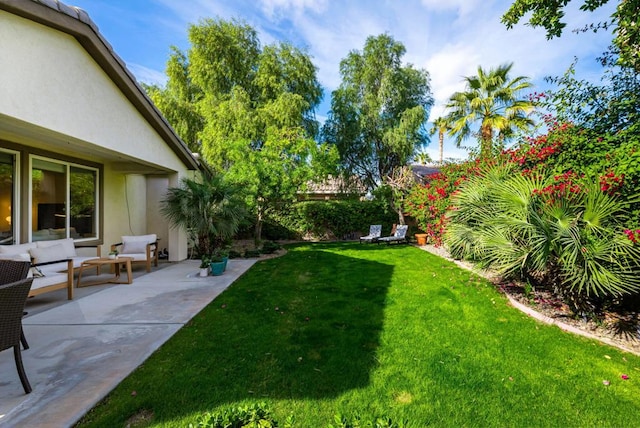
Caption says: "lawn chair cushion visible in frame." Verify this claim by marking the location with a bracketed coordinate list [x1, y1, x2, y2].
[121, 234, 157, 254]
[29, 244, 67, 264]
[0, 243, 37, 254]
[36, 238, 77, 258]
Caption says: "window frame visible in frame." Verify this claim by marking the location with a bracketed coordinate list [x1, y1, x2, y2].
[29, 155, 100, 243]
[0, 148, 20, 244]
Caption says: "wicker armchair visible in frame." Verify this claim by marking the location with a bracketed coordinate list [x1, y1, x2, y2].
[0, 260, 31, 349]
[0, 277, 35, 393]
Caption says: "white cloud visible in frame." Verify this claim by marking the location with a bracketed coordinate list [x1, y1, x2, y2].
[127, 63, 167, 86]
[259, 0, 328, 17]
[420, 0, 482, 16]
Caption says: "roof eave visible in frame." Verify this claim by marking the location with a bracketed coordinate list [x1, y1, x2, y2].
[0, 0, 202, 171]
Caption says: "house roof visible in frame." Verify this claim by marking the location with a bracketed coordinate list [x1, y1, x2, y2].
[411, 164, 441, 182]
[0, 0, 201, 171]
[303, 175, 367, 195]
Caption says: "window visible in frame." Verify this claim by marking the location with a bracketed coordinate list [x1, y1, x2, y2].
[31, 157, 98, 241]
[0, 150, 16, 245]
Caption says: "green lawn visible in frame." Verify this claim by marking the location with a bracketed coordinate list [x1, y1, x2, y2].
[78, 243, 640, 427]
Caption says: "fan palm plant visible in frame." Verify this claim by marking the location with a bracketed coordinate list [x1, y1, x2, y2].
[445, 162, 640, 313]
[160, 175, 246, 258]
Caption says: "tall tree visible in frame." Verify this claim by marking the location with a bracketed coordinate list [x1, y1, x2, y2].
[444, 63, 535, 158]
[429, 116, 450, 164]
[322, 34, 433, 190]
[501, 0, 640, 72]
[147, 18, 336, 240]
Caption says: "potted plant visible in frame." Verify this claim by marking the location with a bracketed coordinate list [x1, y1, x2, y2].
[209, 250, 226, 276]
[108, 250, 119, 259]
[218, 247, 230, 271]
[198, 256, 210, 277]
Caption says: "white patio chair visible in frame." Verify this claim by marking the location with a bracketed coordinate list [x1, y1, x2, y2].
[111, 234, 159, 272]
[378, 224, 408, 244]
[359, 225, 382, 243]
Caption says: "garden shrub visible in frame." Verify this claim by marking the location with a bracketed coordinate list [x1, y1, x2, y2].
[445, 162, 640, 313]
[505, 116, 640, 229]
[404, 159, 488, 246]
[266, 199, 396, 240]
[260, 240, 281, 254]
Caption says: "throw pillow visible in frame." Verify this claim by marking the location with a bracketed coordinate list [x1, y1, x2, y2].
[36, 238, 77, 258]
[29, 244, 66, 264]
[121, 240, 148, 254]
[121, 234, 156, 254]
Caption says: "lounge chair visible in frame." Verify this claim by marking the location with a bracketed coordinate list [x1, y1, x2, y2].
[359, 225, 382, 243]
[0, 277, 35, 394]
[378, 224, 408, 244]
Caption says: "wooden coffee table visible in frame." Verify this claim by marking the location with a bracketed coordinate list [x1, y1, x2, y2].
[76, 257, 133, 288]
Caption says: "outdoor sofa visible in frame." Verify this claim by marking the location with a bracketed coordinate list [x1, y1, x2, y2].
[0, 238, 101, 300]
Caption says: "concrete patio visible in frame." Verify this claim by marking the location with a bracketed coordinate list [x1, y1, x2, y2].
[0, 258, 257, 427]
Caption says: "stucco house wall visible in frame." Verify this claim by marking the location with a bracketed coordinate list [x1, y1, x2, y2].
[0, 1, 201, 261]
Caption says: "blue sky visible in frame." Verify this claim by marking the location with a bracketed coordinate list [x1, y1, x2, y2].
[67, 0, 616, 160]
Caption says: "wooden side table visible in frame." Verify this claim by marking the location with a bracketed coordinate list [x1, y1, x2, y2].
[76, 257, 133, 288]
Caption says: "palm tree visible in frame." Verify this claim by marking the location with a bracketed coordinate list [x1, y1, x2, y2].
[414, 151, 431, 165]
[428, 116, 450, 164]
[160, 175, 246, 258]
[444, 63, 534, 158]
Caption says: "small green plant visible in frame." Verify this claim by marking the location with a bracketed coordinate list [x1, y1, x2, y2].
[228, 249, 243, 259]
[523, 281, 535, 303]
[210, 249, 226, 263]
[261, 241, 281, 254]
[329, 414, 407, 428]
[199, 256, 210, 269]
[243, 248, 262, 258]
[190, 402, 292, 428]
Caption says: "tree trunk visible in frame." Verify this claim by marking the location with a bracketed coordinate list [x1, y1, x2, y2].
[480, 124, 492, 158]
[396, 204, 405, 225]
[439, 130, 444, 163]
[254, 204, 264, 243]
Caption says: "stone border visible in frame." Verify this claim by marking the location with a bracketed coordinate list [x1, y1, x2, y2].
[415, 244, 640, 357]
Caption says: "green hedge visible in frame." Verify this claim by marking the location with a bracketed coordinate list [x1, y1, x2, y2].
[264, 199, 398, 240]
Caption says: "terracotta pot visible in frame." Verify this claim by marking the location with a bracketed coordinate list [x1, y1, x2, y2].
[415, 233, 428, 246]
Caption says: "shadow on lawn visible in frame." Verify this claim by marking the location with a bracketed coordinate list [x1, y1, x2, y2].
[139, 245, 395, 424]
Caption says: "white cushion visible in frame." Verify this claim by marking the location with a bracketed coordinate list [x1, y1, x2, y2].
[29, 244, 67, 264]
[30, 273, 68, 290]
[121, 234, 156, 255]
[0, 242, 37, 254]
[0, 252, 31, 262]
[37, 238, 77, 258]
[119, 253, 151, 262]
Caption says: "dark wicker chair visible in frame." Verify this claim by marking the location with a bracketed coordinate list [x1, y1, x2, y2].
[0, 277, 35, 393]
[0, 260, 31, 349]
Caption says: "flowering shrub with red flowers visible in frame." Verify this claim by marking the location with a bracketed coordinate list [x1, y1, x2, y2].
[404, 159, 490, 246]
[624, 229, 640, 244]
